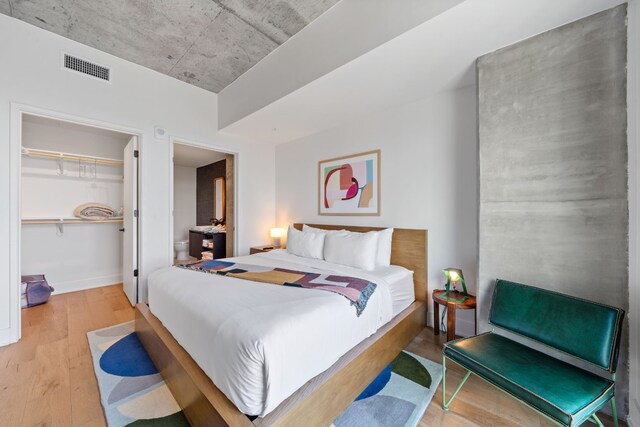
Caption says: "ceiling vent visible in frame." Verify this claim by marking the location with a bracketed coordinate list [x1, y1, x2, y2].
[63, 53, 110, 82]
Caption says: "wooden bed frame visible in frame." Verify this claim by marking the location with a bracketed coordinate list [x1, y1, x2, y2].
[135, 224, 428, 427]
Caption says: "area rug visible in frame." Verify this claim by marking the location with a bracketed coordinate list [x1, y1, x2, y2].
[331, 350, 442, 427]
[88, 322, 442, 427]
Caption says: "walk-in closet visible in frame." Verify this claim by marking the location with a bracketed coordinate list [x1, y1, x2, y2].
[20, 114, 138, 314]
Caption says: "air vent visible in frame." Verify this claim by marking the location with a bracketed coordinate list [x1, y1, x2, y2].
[63, 53, 110, 82]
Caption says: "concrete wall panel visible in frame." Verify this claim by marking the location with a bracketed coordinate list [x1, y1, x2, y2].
[478, 4, 629, 416]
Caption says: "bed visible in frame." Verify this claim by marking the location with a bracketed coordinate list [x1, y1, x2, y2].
[135, 224, 427, 427]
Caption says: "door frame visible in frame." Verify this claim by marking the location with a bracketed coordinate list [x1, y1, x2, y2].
[7, 102, 143, 345]
[169, 137, 239, 262]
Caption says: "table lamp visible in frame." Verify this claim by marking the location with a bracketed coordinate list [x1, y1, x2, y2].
[441, 268, 468, 302]
[270, 227, 285, 248]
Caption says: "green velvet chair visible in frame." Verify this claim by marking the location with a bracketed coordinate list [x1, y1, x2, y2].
[441, 279, 625, 427]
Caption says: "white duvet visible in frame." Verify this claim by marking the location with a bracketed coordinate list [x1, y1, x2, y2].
[147, 250, 399, 417]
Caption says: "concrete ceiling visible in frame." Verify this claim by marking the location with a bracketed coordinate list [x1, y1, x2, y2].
[173, 143, 227, 168]
[0, 0, 339, 93]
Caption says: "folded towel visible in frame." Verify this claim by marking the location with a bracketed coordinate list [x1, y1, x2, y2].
[73, 203, 115, 221]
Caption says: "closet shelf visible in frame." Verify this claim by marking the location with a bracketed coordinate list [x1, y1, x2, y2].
[22, 147, 124, 166]
[22, 218, 124, 225]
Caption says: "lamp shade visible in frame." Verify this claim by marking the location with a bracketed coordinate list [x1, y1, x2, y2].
[270, 227, 285, 248]
[270, 228, 285, 238]
[443, 267, 467, 296]
[443, 268, 462, 282]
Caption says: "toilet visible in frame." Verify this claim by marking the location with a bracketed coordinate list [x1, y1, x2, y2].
[174, 240, 189, 261]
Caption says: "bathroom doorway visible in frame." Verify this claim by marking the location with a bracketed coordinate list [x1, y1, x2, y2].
[171, 141, 236, 264]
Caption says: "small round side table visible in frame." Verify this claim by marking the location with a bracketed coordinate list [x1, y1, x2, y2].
[432, 289, 477, 342]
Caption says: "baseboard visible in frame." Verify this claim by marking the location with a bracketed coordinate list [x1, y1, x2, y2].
[629, 398, 640, 427]
[50, 274, 123, 294]
[429, 313, 476, 337]
[0, 326, 20, 347]
[455, 318, 476, 337]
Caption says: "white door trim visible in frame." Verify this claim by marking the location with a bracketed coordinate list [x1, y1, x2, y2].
[168, 136, 239, 265]
[5, 102, 143, 346]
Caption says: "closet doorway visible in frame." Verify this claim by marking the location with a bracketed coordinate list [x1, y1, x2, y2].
[19, 113, 140, 313]
[171, 140, 236, 264]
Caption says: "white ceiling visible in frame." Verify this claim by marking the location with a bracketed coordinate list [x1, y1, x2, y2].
[173, 143, 227, 168]
[218, 0, 464, 129]
[219, 0, 626, 144]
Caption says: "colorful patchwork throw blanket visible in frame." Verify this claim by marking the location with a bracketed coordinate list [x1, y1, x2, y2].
[178, 260, 377, 316]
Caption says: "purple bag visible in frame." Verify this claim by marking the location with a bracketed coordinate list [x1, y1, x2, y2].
[21, 274, 54, 308]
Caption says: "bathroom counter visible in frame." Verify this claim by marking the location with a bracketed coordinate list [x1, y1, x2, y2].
[189, 230, 226, 260]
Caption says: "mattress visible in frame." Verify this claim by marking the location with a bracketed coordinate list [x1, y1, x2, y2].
[373, 264, 415, 316]
[147, 250, 414, 417]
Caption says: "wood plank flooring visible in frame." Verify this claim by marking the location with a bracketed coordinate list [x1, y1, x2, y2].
[0, 285, 624, 427]
[0, 285, 133, 427]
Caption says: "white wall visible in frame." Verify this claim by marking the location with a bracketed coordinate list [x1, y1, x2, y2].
[22, 223, 123, 294]
[173, 165, 197, 243]
[218, 0, 463, 129]
[21, 118, 129, 219]
[275, 85, 478, 336]
[0, 15, 276, 345]
[22, 116, 131, 158]
[21, 118, 128, 293]
[21, 157, 124, 219]
[221, 0, 623, 146]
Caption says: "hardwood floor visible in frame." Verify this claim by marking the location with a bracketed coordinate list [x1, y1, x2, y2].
[0, 285, 133, 427]
[0, 285, 624, 427]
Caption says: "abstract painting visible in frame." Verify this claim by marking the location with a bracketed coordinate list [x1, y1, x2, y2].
[319, 150, 380, 216]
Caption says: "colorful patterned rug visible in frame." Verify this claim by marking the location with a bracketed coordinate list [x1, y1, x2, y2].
[332, 350, 442, 427]
[88, 322, 442, 427]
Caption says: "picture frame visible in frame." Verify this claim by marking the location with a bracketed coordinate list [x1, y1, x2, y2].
[318, 150, 380, 216]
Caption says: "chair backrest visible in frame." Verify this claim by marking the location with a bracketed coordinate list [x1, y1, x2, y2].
[489, 279, 625, 372]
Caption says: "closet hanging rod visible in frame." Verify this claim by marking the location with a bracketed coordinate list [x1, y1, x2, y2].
[22, 218, 124, 225]
[21, 147, 124, 166]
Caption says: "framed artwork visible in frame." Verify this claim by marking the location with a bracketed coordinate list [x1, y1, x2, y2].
[318, 150, 380, 216]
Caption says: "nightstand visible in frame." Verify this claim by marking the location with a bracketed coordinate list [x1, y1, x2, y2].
[432, 289, 477, 342]
[250, 245, 278, 255]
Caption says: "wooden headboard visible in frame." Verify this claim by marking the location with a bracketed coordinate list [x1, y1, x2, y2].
[293, 224, 428, 302]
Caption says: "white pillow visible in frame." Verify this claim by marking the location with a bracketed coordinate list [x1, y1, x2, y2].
[305, 224, 393, 267]
[286, 226, 325, 259]
[375, 228, 394, 267]
[302, 224, 322, 233]
[324, 231, 379, 271]
[302, 224, 345, 234]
